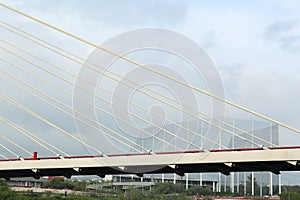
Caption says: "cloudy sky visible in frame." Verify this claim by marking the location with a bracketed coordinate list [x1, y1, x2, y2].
[1, 0, 300, 185]
[1, 0, 300, 162]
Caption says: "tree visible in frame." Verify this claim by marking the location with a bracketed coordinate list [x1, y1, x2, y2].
[43, 177, 74, 189]
[0, 180, 17, 200]
[72, 181, 86, 191]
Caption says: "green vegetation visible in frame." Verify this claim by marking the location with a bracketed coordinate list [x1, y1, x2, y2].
[0, 179, 95, 200]
[152, 182, 185, 194]
[280, 185, 300, 200]
[43, 177, 86, 190]
[0, 180, 17, 200]
[280, 192, 300, 200]
[185, 185, 213, 196]
[2, 177, 300, 200]
[0, 180, 212, 200]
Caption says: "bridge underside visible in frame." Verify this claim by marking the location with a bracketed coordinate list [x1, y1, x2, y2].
[1, 161, 300, 179]
[0, 147, 300, 179]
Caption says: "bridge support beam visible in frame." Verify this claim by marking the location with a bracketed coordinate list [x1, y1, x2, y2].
[0, 147, 299, 180]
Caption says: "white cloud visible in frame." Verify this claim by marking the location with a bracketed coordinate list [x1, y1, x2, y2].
[264, 19, 300, 52]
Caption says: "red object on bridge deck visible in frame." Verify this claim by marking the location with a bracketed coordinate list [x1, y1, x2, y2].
[33, 152, 38, 160]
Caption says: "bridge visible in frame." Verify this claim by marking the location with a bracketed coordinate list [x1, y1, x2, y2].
[1, 2, 300, 196]
[0, 147, 300, 179]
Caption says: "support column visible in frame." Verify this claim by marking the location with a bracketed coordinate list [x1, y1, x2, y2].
[269, 172, 273, 196]
[218, 173, 221, 192]
[279, 174, 281, 195]
[231, 172, 235, 193]
[237, 172, 239, 194]
[251, 172, 254, 196]
[200, 173, 203, 186]
[244, 172, 246, 195]
[173, 173, 176, 184]
[141, 177, 144, 195]
[224, 176, 227, 192]
[185, 173, 189, 190]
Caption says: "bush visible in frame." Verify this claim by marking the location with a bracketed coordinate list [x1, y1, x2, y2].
[280, 192, 300, 200]
[186, 185, 213, 196]
[153, 183, 184, 194]
[0, 180, 17, 200]
[43, 178, 86, 190]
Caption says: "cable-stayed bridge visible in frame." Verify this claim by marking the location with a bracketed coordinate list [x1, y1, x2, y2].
[1, 2, 300, 191]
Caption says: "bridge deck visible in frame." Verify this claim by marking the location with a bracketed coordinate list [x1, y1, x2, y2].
[0, 146, 300, 179]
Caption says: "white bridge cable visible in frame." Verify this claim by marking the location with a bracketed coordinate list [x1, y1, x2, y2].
[0, 116, 68, 156]
[0, 134, 32, 156]
[0, 44, 228, 150]
[0, 44, 268, 148]
[0, 62, 182, 153]
[0, 24, 272, 148]
[0, 140, 19, 158]
[0, 154, 8, 160]
[1, 3, 298, 134]
[0, 95, 106, 156]
[0, 68, 183, 152]
[0, 43, 226, 150]
[0, 20, 83, 64]
[0, 20, 280, 148]
[0, 47, 211, 151]
[0, 21, 264, 148]
[0, 26, 223, 150]
[0, 59, 150, 153]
